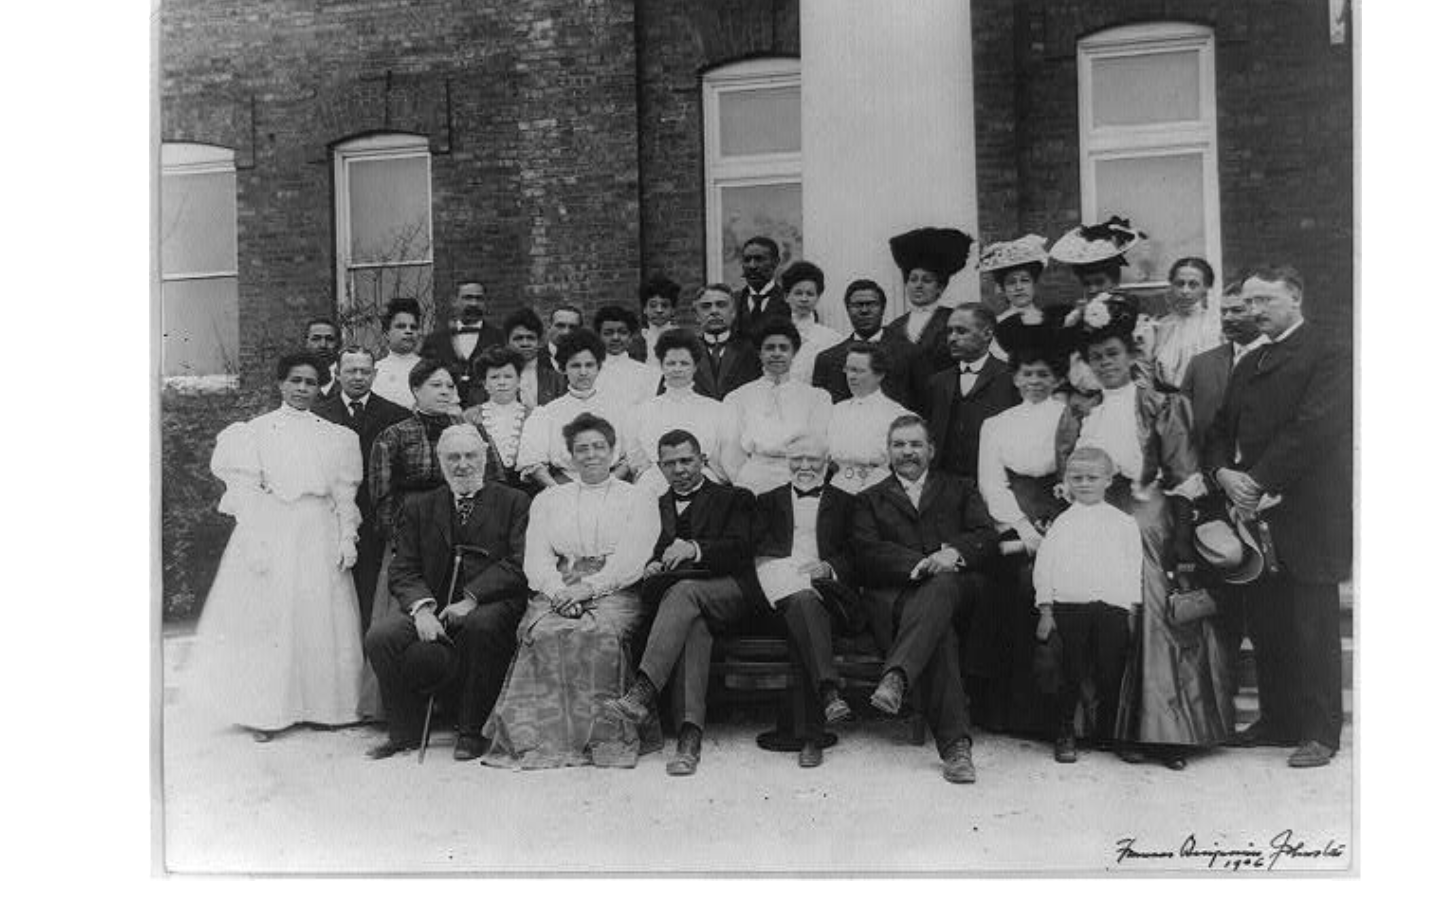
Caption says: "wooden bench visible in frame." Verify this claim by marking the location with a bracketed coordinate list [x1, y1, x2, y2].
[664, 625, 929, 750]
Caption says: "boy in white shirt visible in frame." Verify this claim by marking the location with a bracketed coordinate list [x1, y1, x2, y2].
[1033, 446, 1142, 764]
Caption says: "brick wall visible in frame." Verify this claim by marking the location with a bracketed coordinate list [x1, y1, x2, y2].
[161, 0, 644, 391]
[635, 0, 800, 318]
[971, 0, 1354, 333]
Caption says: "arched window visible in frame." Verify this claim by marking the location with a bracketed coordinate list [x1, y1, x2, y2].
[1078, 23, 1222, 288]
[160, 143, 239, 381]
[333, 133, 433, 350]
[703, 58, 802, 286]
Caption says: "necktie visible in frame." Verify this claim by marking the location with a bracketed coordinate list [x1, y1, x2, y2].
[350, 399, 366, 421]
[793, 487, 823, 500]
[456, 493, 476, 526]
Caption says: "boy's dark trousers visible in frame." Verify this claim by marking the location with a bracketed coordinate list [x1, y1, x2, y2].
[1050, 602, 1130, 740]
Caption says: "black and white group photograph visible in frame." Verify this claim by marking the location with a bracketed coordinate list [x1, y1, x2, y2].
[15, 0, 1418, 888]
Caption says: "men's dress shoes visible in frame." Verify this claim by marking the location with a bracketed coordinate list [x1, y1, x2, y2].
[1053, 733, 1077, 764]
[666, 728, 703, 777]
[823, 692, 855, 726]
[941, 739, 976, 784]
[1227, 718, 1299, 748]
[798, 740, 824, 768]
[1287, 740, 1337, 768]
[605, 680, 656, 725]
[366, 738, 418, 760]
[869, 670, 906, 716]
[453, 735, 487, 761]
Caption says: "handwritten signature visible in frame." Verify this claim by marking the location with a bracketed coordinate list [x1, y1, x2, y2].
[1114, 830, 1347, 871]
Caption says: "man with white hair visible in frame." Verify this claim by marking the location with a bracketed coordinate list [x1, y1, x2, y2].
[364, 424, 532, 761]
[752, 433, 862, 768]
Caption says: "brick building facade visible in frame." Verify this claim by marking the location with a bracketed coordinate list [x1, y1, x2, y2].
[158, 0, 1352, 618]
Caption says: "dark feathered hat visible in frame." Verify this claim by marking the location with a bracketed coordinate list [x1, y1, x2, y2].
[889, 227, 974, 280]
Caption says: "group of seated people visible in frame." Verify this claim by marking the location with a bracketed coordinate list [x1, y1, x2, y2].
[188, 219, 1350, 782]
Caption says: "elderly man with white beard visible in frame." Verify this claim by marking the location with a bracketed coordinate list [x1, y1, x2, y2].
[364, 424, 532, 761]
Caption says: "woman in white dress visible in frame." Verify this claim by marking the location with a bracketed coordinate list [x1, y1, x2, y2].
[628, 329, 735, 497]
[722, 318, 833, 495]
[1152, 256, 1222, 389]
[188, 351, 365, 741]
[825, 342, 911, 495]
[370, 297, 422, 408]
[516, 329, 634, 488]
[594, 304, 662, 412]
[782, 261, 844, 385]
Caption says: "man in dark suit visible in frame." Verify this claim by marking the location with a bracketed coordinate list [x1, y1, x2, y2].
[691, 284, 762, 400]
[304, 317, 342, 397]
[883, 227, 974, 377]
[752, 435, 861, 768]
[1181, 283, 1269, 441]
[420, 281, 505, 406]
[313, 346, 412, 632]
[852, 415, 998, 784]
[605, 429, 762, 776]
[733, 236, 788, 339]
[812, 279, 925, 409]
[364, 424, 531, 761]
[1204, 265, 1352, 769]
[1181, 283, 1269, 688]
[926, 303, 1020, 480]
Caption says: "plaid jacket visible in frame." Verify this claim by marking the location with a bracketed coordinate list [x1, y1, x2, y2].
[369, 412, 503, 540]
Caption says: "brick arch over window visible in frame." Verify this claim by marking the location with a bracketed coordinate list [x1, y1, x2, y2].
[636, 0, 800, 307]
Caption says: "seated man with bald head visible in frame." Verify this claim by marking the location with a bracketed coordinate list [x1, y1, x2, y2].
[364, 424, 532, 762]
[752, 434, 863, 768]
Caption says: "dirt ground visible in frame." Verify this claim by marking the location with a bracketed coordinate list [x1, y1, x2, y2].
[160, 635, 1353, 876]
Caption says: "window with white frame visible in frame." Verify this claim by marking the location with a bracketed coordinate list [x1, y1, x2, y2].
[334, 133, 434, 350]
[1078, 23, 1221, 288]
[160, 143, 239, 380]
[703, 58, 802, 286]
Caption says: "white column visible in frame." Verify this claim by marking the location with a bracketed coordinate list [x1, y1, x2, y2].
[801, 0, 981, 328]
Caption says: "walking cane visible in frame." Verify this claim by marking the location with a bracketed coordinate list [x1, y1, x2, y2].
[418, 544, 491, 764]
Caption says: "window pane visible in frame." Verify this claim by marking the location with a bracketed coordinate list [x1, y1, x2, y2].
[1094, 153, 1206, 284]
[343, 264, 434, 353]
[160, 171, 238, 275]
[161, 277, 239, 376]
[718, 85, 801, 156]
[718, 182, 802, 287]
[1092, 51, 1200, 127]
[348, 156, 431, 264]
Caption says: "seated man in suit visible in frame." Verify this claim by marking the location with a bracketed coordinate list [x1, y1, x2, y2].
[691, 285, 762, 400]
[605, 429, 761, 776]
[752, 434, 861, 768]
[926, 303, 1020, 480]
[364, 424, 531, 761]
[812, 279, 924, 409]
[314, 346, 412, 632]
[852, 414, 999, 783]
[420, 280, 505, 406]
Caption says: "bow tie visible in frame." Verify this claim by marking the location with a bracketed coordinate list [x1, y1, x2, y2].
[792, 486, 823, 500]
[960, 362, 984, 375]
[455, 325, 483, 335]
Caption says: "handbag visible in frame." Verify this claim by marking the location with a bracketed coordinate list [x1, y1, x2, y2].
[1166, 585, 1218, 625]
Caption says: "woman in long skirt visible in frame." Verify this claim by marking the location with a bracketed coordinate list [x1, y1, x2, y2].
[187, 351, 365, 740]
[484, 412, 662, 768]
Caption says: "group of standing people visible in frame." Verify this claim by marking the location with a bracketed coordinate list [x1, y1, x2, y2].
[186, 217, 1351, 782]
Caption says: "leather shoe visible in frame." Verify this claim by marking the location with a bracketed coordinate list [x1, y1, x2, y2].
[453, 735, 488, 761]
[1117, 745, 1146, 764]
[366, 738, 418, 760]
[605, 678, 656, 725]
[1287, 740, 1336, 768]
[1227, 718, 1299, 748]
[822, 689, 855, 726]
[798, 740, 824, 768]
[869, 670, 906, 716]
[666, 727, 702, 776]
[941, 739, 976, 784]
[1053, 733, 1077, 764]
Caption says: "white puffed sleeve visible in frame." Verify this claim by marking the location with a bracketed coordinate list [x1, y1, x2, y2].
[211, 421, 263, 523]
[328, 424, 364, 546]
[523, 487, 568, 598]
